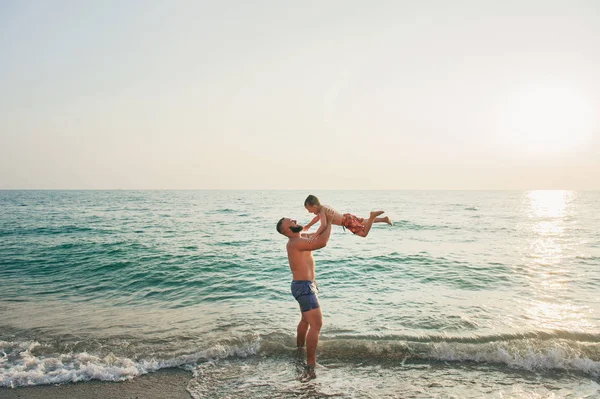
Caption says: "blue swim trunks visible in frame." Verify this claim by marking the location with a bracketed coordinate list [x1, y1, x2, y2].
[291, 280, 320, 312]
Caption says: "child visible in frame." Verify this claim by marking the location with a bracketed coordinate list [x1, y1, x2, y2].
[303, 194, 392, 239]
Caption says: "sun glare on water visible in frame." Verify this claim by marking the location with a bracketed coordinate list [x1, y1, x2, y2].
[501, 85, 596, 156]
[527, 189, 571, 219]
[524, 190, 571, 271]
[521, 190, 593, 331]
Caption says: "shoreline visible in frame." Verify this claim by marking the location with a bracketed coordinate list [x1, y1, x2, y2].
[0, 367, 193, 399]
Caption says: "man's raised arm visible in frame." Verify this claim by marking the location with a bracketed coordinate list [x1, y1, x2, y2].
[291, 219, 332, 251]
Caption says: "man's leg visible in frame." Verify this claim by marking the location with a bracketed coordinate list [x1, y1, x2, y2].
[302, 307, 323, 366]
[297, 309, 309, 347]
[357, 211, 384, 237]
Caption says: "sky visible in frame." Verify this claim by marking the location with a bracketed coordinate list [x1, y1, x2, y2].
[1, 0, 599, 190]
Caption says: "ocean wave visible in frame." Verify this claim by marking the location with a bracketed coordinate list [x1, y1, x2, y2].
[0, 337, 260, 388]
[2, 331, 600, 387]
[0, 225, 98, 237]
[217, 240, 253, 247]
[210, 208, 237, 214]
[392, 220, 462, 231]
[323, 253, 510, 290]
[282, 332, 600, 377]
[427, 340, 600, 376]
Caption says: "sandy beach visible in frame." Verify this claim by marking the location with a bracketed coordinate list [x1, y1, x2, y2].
[0, 368, 193, 399]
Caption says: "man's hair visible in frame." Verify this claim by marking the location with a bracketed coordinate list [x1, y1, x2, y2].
[304, 194, 320, 207]
[276, 217, 284, 234]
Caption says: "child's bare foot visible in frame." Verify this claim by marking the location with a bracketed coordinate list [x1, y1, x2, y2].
[370, 210, 385, 218]
[384, 216, 393, 226]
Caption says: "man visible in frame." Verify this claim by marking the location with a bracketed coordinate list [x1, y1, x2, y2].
[276, 216, 332, 379]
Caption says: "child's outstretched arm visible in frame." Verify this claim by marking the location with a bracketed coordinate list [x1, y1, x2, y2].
[312, 210, 328, 237]
[306, 211, 328, 242]
[303, 214, 320, 231]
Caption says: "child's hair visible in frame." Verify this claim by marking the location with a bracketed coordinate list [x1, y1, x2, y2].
[304, 195, 321, 207]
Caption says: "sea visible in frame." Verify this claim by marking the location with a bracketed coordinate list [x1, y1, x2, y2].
[1, 190, 599, 398]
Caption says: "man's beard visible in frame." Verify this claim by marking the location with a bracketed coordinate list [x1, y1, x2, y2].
[290, 225, 303, 233]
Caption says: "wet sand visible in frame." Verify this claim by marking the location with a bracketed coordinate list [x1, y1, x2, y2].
[0, 368, 193, 399]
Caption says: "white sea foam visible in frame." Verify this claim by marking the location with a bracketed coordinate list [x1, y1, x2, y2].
[2, 334, 600, 388]
[0, 337, 262, 388]
[428, 339, 600, 376]
[186, 356, 600, 399]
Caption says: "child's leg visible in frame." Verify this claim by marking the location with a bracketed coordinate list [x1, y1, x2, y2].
[357, 211, 384, 237]
[374, 216, 393, 226]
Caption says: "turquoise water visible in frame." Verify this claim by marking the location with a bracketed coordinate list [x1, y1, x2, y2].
[1, 190, 600, 397]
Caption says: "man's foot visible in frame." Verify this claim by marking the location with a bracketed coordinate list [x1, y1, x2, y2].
[299, 365, 317, 382]
[294, 349, 306, 374]
[384, 216, 393, 226]
[370, 210, 385, 218]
